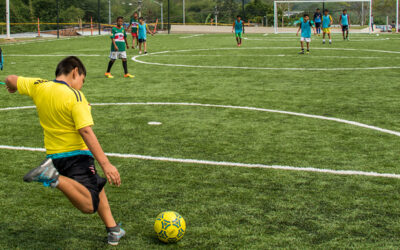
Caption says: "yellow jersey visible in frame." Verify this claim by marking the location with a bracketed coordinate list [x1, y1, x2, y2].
[17, 77, 94, 155]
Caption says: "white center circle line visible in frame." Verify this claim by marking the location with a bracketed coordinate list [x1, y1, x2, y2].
[132, 47, 400, 71]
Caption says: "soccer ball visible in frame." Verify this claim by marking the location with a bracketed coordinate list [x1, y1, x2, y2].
[154, 211, 186, 243]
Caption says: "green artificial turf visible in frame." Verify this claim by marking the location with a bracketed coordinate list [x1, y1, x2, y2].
[0, 32, 400, 249]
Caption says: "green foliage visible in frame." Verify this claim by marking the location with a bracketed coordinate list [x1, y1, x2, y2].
[60, 6, 85, 22]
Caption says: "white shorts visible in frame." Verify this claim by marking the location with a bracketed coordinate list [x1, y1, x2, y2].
[300, 37, 311, 43]
[109, 51, 127, 60]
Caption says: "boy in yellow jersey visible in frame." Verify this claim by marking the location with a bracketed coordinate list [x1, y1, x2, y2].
[322, 9, 333, 44]
[4, 56, 125, 246]
[105, 16, 134, 79]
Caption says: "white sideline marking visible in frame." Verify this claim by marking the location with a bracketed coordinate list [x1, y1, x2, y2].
[180, 34, 204, 39]
[1, 102, 400, 179]
[0, 145, 399, 179]
[132, 47, 400, 70]
[4, 54, 101, 57]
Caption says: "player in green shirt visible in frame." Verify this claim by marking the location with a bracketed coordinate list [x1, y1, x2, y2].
[105, 16, 134, 79]
[127, 12, 139, 49]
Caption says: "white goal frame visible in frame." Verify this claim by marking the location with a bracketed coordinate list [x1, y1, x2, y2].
[274, 0, 373, 34]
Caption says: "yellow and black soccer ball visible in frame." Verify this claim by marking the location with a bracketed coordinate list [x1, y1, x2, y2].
[154, 211, 186, 243]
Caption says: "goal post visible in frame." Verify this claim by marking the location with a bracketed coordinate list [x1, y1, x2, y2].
[273, 0, 372, 34]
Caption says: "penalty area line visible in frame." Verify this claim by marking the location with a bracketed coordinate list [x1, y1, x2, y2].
[0, 145, 400, 179]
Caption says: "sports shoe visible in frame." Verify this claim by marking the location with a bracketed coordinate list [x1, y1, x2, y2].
[23, 158, 59, 188]
[329, 40, 332, 44]
[306, 51, 310, 55]
[107, 224, 126, 246]
[144, 51, 148, 54]
[298, 50, 305, 54]
[322, 40, 326, 44]
[105, 73, 114, 79]
[124, 73, 135, 78]
[139, 51, 142, 55]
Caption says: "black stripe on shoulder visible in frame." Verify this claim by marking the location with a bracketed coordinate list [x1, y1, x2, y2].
[68, 88, 79, 102]
[76, 90, 82, 102]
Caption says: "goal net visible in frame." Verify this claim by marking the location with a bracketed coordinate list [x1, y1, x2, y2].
[273, 0, 372, 34]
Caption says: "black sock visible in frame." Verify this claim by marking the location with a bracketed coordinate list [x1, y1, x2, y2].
[122, 60, 128, 74]
[106, 224, 120, 233]
[107, 60, 115, 73]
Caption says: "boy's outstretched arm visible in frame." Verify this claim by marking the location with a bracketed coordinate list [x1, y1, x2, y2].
[146, 25, 154, 35]
[79, 126, 121, 187]
[4, 75, 18, 93]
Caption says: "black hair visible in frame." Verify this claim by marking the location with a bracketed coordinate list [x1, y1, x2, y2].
[237, 15, 241, 18]
[316, 8, 320, 10]
[116, 16, 124, 21]
[324, 9, 328, 12]
[343, 9, 347, 12]
[304, 14, 309, 17]
[55, 56, 86, 77]
[139, 17, 144, 21]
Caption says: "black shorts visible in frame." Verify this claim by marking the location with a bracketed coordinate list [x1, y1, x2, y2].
[52, 155, 106, 213]
[342, 25, 349, 31]
[138, 38, 146, 43]
[315, 22, 321, 28]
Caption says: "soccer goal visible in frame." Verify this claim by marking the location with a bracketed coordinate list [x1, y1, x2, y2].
[273, 0, 372, 34]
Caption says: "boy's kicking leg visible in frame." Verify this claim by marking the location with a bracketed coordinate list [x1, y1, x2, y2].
[328, 33, 332, 44]
[306, 42, 310, 54]
[322, 32, 326, 44]
[105, 59, 115, 78]
[24, 158, 125, 245]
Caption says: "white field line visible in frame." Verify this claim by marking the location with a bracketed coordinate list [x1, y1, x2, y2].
[0, 145, 400, 179]
[180, 34, 204, 39]
[149, 54, 400, 59]
[90, 102, 400, 137]
[1, 102, 400, 179]
[244, 37, 390, 42]
[134, 47, 400, 70]
[2, 102, 399, 137]
[4, 54, 101, 57]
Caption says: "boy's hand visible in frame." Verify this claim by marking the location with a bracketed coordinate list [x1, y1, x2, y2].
[6, 85, 17, 93]
[126, 45, 129, 49]
[114, 46, 119, 51]
[102, 163, 121, 186]
[296, 32, 299, 36]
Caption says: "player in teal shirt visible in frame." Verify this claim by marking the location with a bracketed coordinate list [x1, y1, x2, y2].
[232, 15, 245, 47]
[137, 17, 155, 55]
[339, 9, 350, 40]
[296, 14, 316, 54]
[322, 9, 333, 44]
[105, 16, 134, 78]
